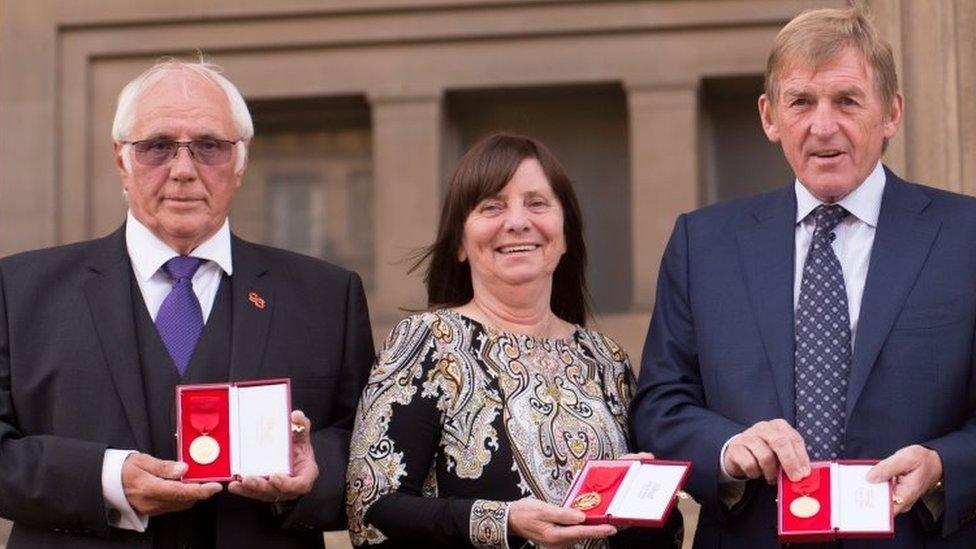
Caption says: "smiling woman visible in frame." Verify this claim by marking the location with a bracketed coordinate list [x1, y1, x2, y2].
[345, 133, 681, 548]
[415, 133, 589, 329]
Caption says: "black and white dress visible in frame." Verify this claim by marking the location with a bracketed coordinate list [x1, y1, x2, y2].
[345, 309, 655, 548]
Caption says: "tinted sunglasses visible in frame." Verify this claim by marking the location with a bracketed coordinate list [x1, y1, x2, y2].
[124, 138, 240, 166]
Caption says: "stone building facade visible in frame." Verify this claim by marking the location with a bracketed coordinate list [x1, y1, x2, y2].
[1, 1, 974, 546]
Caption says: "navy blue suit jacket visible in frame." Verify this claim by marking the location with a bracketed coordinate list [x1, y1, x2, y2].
[631, 169, 976, 547]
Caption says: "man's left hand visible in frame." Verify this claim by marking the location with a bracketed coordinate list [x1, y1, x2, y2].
[866, 444, 942, 514]
[227, 410, 318, 503]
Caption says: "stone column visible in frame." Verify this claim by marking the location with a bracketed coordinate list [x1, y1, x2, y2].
[867, 0, 974, 194]
[862, 0, 908, 176]
[625, 81, 700, 310]
[0, 2, 58, 255]
[368, 92, 443, 331]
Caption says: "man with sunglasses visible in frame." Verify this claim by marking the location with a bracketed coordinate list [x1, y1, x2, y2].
[0, 59, 374, 547]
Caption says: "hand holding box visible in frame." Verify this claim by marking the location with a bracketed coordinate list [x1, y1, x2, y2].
[177, 379, 294, 482]
[778, 460, 894, 543]
[562, 459, 691, 527]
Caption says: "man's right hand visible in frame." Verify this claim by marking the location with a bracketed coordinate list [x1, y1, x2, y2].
[723, 419, 811, 484]
[122, 453, 222, 516]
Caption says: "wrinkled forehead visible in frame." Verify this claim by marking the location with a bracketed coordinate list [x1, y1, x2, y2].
[132, 70, 234, 132]
[774, 48, 877, 95]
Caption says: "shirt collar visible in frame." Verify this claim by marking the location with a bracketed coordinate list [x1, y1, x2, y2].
[125, 211, 234, 282]
[794, 161, 885, 227]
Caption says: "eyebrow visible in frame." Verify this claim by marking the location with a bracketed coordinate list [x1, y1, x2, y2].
[139, 130, 225, 141]
[833, 85, 866, 98]
[782, 87, 810, 98]
[782, 85, 867, 99]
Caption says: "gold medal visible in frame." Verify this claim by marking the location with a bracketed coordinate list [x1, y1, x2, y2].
[789, 495, 821, 519]
[185, 395, 221, 466]
[571, 491, 601, 511]
[189, 434, 221, 465]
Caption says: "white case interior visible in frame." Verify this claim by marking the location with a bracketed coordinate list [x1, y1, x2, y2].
[228, 383, 291, 477]
[605, 462, 686, 520]
[567, 460, 686, 521]
[829, 463, 891, 533]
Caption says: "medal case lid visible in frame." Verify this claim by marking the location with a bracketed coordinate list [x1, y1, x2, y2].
[177, 378, 294, 483]
[562, 458, 692, 527]
[777, 459, 894, 543]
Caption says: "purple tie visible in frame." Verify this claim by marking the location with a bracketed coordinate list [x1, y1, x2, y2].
[155, 256, 204, 376]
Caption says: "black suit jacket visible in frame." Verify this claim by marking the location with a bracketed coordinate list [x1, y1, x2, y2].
[0, 226, 375, 547]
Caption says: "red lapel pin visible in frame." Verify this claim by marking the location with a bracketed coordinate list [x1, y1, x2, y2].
[248, 291, 266, 310]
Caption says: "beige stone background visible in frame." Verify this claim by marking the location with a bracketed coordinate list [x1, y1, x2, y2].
[1, 0, 974, 547]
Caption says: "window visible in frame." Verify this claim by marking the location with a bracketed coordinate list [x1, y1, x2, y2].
[234, 96, 374, 287]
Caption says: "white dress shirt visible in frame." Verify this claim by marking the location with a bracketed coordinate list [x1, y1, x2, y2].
[101, 211, 233, 531]
[791, 161, 883, 346]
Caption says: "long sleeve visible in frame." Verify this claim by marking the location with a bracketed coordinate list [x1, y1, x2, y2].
[346, 315, 509, 547]
[923, 328, 976, 537]
[593, 335, 635, 441]
[281, 271, 376, 532]
[628, 215, 747, 512]
[101, 448, 148, 531]
[0, 264, 111, 537]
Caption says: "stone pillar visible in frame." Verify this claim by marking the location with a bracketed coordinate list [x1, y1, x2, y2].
[0, 2, 58, 255]
[954, 1, 976, 196]
[900, 0, 963, 192]
[625, 81, 700, 310]
[368, 92, 443, 331]
[867, 0, 974, 194]
[862, 0, 908, 176]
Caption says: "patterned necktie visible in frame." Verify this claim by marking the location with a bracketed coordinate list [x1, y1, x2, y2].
[795, 204, 851, 460]
[155, 256, 204, 376]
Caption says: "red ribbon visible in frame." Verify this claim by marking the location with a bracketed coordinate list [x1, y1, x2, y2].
[581, 467, 628, 494]
[188, 396, 220, 434]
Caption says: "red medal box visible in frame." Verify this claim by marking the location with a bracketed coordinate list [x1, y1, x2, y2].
[778, 460, 894, 543]
[561, 459, 692, 527]
[176, 378, 294, 482]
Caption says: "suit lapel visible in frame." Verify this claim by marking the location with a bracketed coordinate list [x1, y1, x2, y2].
[845, 172, 940, 424]
[82, 228, 153, 452]
[229, 237, 274, 381]
[736, 187, 798, 422]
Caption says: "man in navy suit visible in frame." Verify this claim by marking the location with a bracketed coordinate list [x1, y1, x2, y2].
[0, 59, 374, 547]
[631, 7, 976, 547]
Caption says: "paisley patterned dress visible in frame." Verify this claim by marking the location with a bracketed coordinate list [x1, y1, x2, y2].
[345, 309, 636, 548]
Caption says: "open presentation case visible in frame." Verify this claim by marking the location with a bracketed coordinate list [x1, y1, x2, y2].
[778, 460, 894, 543]
[562, 458, 691, 527]
[176, 378, 293, 482]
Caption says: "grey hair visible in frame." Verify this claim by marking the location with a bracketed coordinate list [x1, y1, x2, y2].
[113, 57, 253, 173]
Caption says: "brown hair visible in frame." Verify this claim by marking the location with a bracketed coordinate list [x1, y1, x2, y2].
[765, 7, 898, 108]
[410, 132, 591, 325]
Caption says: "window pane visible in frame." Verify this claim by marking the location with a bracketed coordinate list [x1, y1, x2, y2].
[700, 76, 793, 203]
[233, 96, 374, 288]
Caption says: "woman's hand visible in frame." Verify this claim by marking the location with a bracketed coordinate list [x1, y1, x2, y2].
[617, 451, 655, 460]
[507, 498, 616, 548]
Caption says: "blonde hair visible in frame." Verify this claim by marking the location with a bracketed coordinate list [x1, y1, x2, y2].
[764, 7, 898, 107]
